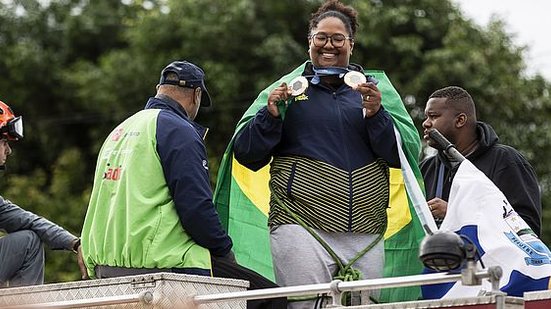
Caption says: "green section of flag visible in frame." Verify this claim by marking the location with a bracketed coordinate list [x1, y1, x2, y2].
[380, 214, 424, 301]
[214, 62, 425, 302]
[228, 176, 275, 281]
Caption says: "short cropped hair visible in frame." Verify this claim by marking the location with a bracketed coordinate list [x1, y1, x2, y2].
[429, 86, 476, 120]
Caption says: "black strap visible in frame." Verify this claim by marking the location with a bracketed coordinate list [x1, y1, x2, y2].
[94, 265, 209, 278]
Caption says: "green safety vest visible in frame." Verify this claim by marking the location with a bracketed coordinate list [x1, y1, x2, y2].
[82, 109, 211, 278]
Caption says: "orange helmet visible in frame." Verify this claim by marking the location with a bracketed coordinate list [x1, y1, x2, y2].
[0, 100, 23, 141]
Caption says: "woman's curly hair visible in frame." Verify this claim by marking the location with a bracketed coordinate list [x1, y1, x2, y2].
[309, 0, 359, 37]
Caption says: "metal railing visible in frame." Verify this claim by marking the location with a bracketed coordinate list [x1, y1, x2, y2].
[2, 291, 153, 309]
[0, 265, 502, 308]
[194, 266, 503, 307]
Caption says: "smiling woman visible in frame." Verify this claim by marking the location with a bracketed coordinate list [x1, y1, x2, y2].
[308, 19, 353, 68]
[230, 0, 414, 307]
[307, 5, 355, 70]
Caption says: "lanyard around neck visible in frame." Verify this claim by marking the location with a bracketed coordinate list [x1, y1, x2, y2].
[435, 162, 446, 198]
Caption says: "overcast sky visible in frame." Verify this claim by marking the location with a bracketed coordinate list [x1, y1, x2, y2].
[454, 0, 551, 81]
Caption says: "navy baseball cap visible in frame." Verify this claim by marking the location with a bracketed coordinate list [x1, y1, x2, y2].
[159, 61, 212, 107]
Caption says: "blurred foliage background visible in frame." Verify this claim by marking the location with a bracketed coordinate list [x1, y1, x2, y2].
[1, 0, 550, 283]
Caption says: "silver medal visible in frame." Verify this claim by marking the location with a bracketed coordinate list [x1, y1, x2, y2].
[289, 76, 308, 96]
[344, 71, 367, 88]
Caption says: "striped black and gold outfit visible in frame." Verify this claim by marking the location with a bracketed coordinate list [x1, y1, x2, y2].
[269, 155, 390, 234]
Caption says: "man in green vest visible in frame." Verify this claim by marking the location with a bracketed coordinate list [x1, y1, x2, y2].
[81, 60, 285, 309]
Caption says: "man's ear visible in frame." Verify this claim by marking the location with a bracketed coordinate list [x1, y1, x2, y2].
[455, 113, 467, 128]
[194, 87, 202, 106]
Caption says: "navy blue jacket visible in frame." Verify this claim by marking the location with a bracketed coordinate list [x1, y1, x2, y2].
[234, 67, 399, 172]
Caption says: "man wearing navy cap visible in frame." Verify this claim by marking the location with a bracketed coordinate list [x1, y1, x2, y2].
[81, 61, 285, 309]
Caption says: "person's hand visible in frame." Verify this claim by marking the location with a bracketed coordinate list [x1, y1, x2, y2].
[355, 82, 382, 118]
[220, 250, 237, 263]
[267, 82, 291, 118]
[427, 197, 447, 220]
[76, 245, 89, 280]
[212, 250, 237, 267]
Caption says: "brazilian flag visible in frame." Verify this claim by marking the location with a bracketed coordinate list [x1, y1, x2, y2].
[213, 62, 427, 302]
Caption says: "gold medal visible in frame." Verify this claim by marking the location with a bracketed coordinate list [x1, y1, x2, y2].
[344, 71, 367, 88]
[289, 76, 308, 96]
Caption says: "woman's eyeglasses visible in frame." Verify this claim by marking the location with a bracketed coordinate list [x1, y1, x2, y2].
[309, 33, 353, 48]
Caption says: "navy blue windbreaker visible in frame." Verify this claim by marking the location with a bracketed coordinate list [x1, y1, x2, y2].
[233, 69, 400, 172]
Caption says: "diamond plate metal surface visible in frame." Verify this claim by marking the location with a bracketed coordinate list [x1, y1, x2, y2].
[0, 272, 248, 308]
[342, 294, 524, 309]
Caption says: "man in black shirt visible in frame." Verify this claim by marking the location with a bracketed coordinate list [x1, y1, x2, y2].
[420, 86, 542, 236]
